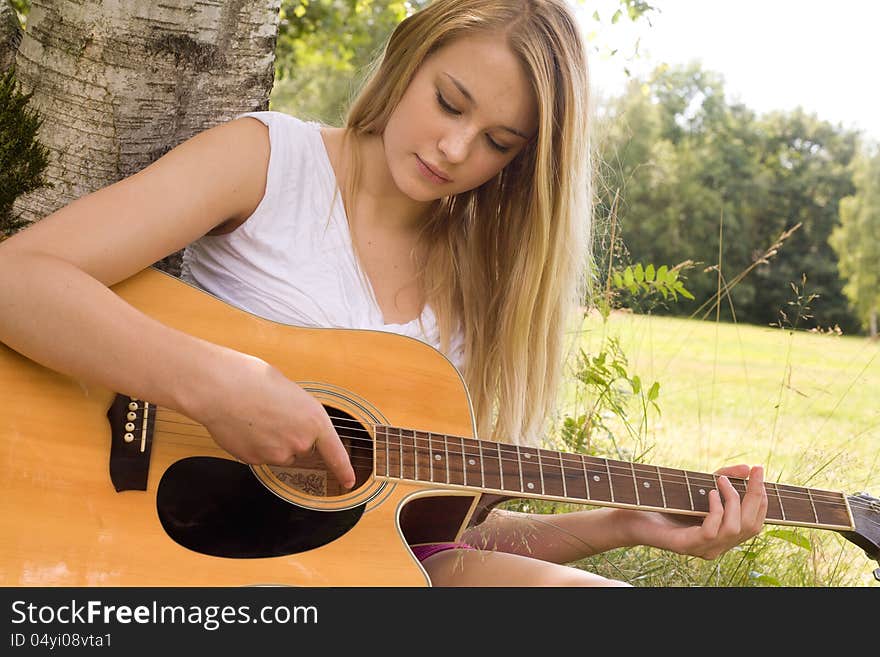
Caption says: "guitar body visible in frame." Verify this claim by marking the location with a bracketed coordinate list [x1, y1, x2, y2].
[0, 268, 483, 587]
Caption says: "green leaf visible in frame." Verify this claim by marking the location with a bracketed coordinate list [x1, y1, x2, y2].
[631, 375, 641, 394]
[623, 267, 635, 287]
[765, 529, 812, 551]
[634, 263, 644, 283]
[645, 263, 655, 282]
[647, 381, 660, 401]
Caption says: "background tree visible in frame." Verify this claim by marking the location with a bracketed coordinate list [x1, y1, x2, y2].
[270, 0, 430, 124]
[596, 62, 861, 332]
[830, 144, 880, 338]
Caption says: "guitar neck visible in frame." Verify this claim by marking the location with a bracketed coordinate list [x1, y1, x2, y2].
[373, 426, 854, 532]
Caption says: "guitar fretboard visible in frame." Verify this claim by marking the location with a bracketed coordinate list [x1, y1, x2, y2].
[373, 426, 853, 530]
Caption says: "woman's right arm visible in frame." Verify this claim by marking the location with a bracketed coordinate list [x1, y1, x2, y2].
[0, 117, 355, 488]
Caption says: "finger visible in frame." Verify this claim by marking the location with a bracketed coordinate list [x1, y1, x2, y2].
[700, 487, 724, 538]
[715, 475, 743, 537]
[314, 419, 356, 489]
[714, 463, 751, 479]
[741, 465, 768, 530]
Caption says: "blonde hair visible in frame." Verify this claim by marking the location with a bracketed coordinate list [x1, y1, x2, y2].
[341, 0, 592, 445]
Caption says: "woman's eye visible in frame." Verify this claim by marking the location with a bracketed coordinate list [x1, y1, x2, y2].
[488, 138, 510, 153]
[436, 91, 460, 115]
[436, 90, 510, 153]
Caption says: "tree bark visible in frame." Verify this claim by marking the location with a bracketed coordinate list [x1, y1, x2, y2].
[870, 308, 878, 340]
[11, 0, 281, 275]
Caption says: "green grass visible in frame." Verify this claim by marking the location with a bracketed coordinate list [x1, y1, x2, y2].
[554, 311, 880, 586]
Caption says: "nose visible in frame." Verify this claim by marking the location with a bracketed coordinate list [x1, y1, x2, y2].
[437, 126, 475, 164]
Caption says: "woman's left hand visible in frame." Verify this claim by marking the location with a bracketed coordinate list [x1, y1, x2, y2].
[624, 464, 768, 560]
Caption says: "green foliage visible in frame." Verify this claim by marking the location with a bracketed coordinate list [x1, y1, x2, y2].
[612, 262, 695, 303]
[271, 0, 430, 124]
[595, 61, 862, 334]
[9, 0, 28, 25]
[0, 66, 50, 237]
[829, 145, 880, 333]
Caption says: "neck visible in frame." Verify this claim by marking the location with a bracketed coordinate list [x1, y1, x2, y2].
[373, 425, 854, 531]
[332, 129, 433, 232]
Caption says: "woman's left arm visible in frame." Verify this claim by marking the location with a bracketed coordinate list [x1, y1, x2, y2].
[461, 464, 768, 564]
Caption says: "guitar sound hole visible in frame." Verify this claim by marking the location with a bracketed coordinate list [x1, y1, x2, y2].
[157, 457, 364, 559]
[265, 405, 375, 497]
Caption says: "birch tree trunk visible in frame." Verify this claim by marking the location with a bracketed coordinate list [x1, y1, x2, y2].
[10, 0, 281, 274]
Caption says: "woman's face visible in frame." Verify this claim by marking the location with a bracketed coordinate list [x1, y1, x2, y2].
[383, 32, 539, 202]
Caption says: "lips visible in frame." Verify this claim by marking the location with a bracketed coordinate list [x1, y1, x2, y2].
[416, 155, 451, 182]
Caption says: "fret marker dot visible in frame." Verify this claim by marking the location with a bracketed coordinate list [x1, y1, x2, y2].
[468, 459, 476, 466]
[527, 482, 535, 490]
[434, 454, 442, 461]
[699, 488, 706, 495]
[593, 475, 601, 482]
[524, 453, 532, 459]
[643, 481, 651, 488]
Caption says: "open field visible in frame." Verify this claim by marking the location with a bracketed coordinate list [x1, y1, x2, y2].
[556, 311, 880, 585]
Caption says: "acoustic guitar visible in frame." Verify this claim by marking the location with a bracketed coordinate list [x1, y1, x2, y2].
[1, 267, 878, 586]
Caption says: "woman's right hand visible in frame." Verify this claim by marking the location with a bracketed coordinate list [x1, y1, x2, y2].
[189, 351, 356, 490]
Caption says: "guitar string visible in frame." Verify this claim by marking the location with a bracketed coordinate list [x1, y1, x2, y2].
[148, 425, 880, 524]
[153, 409, 860, 501]
[150, 412, 876, 515]
[151, 410, 872, 509]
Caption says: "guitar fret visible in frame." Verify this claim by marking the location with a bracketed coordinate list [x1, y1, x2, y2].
[461, 437, 484, 489]
[461, 436, 467, 487]
[581, 454, 591, 500]
[402, 428, 418, 481]
[605, 460, 615, 503]
[607, 459, 637, 506]
[683, 470, 695, 511]
[538, 450, 545, 495]
[413, 431, 419, 481]
[398, 427, 404, 480]
[582, 456, 612, 504]
[630, 462, 641, 506]
[428, 432, 438, 483]
[632, 463, 664, 509]
[541, 449, 566, 498]
[443, 434, 464, 486]
[560, 453, 568, 498]
[497, 443, 504, 490]
[517, 446, 525, 492]
[774, 484, 786, 521]
[480, 441, 501, 491]
[685, 471, 713, 513]
[656, 465, 667, 509]
[375, 426, 387, 477]
[498, 444, 523, 493]
[806, 488, 819, 524]
[519, 446, 542, 494]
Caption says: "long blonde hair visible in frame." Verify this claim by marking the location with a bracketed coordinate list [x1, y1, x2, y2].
[342, 0, 592, 445]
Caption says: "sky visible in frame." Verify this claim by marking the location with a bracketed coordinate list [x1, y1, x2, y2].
[577, 0, 880, 142]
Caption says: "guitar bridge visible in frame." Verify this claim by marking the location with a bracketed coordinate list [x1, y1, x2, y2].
[107, 394, 155, 491]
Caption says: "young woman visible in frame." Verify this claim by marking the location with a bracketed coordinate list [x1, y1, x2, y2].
[0, 0, 767, 586]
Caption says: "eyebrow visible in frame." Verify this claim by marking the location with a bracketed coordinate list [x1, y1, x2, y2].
[443, 72, 531, 140]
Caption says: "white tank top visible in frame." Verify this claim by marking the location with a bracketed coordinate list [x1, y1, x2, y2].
[180, 110, 464, 371]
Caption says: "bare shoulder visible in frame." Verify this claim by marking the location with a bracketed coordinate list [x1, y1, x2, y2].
[0, 114, 271, 286]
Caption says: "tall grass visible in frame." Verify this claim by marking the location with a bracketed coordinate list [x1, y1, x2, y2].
[554, 309, 880, 586]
